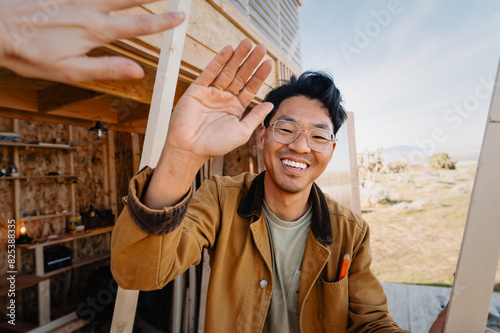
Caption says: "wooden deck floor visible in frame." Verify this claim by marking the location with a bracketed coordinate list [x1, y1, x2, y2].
[382, 283, 500, 332]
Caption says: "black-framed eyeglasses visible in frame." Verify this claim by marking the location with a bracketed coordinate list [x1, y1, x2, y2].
[270, 120, 337, 152]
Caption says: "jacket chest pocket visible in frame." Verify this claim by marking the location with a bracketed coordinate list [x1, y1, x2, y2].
[321, 276, 349, 331]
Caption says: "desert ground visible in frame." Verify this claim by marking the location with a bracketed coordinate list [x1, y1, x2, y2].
[358, 159, 500, 289]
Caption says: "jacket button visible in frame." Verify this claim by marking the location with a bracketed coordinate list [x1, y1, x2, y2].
[259, 280, 268, 288]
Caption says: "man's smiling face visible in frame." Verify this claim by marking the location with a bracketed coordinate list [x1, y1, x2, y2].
[258, 95, 336, 196]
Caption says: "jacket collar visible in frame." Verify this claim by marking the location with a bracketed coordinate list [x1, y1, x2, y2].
[237, 171, 334, 245]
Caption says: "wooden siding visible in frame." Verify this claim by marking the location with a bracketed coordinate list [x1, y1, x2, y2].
[229, 0, 302, 68]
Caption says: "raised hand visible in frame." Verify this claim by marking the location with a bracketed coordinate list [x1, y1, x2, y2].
[165, 39, 273, 163]
[145, 39, 273, 208]
[0, 0, 185, 82]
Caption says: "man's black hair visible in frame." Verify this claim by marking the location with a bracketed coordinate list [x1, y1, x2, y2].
[263, 71, 347, 135]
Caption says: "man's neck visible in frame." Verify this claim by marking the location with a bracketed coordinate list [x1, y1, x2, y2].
[263, 185, 312, 222]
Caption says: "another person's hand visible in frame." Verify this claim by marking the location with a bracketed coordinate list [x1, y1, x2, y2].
[428, 304, 497, 333]
[0, 0, 185, 82]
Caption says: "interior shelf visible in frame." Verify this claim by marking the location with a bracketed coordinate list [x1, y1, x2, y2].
[17, 227, 113, 249]
[0, 142, 77, 151]
[0, 175, 78, 181]
[0, 252, 111, 294]
[18, 212, 73, 222]
[0, 273, 48, 294]
[42, 252, 111, 278]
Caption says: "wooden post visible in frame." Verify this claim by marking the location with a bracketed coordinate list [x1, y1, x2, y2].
[444, 60, 500, 332]
[107, 131, 118, 216]
[38, 280, 51, 326]
[102, 137, 110, 208]
[345, 112, 361, 215]
[139, 0, 193, 170]
[110, 1, 193, 333]
[12, 119, 21, 228]
[131, 133, 141, 173]
[188, 266, 196, 332]
[171, 272, 186, 332]
[68, 126, 76, 214]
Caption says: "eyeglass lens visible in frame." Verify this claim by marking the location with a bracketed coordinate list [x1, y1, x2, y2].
[272, 120, 334, 152]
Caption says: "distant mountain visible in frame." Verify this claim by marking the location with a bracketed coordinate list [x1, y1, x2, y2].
[359, 145, 480, 164]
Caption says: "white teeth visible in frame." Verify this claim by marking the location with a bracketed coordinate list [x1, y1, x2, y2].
[282, 159, 307, 169]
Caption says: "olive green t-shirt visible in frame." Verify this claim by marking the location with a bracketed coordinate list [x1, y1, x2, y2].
[262, 201, 312, 333]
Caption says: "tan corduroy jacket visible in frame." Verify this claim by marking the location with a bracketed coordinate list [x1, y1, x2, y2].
[111, 168, 408, 333]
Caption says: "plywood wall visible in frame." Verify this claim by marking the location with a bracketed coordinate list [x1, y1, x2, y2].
[0, 116, 135, 276]
[114, 132, 134, 215]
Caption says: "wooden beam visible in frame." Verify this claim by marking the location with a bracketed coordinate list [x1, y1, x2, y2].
[110, 286, 140, 333]
[111, 1, 193, 333]
[28, 312, 80, 333]
[346, 112, 361, 215]
[38, 84, 102, 113]
[68, 126, 76, 214]
[444, 60, 500, 332]
[139, 0, 193, 169]
[0, 81, 38, 111]
[0, 107, 146, 134]
[108, 131, 118, 217]
[12, 120, 21, 225]
[38, 280, 50, 325]
[131, 133, 141, 173]
[188, 266, 196, 332]
[102, 140, 110, 209]
[102, 42, 159, 69]
[69, 65, 156, 104]
[115, 102, 150, 125]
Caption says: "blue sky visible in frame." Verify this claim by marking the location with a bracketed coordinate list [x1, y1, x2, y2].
[299, 0, 500, 155]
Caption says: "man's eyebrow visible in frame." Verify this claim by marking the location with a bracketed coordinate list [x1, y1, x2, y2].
[276, 115, 334, 132]
[312, 122, 333, 132]
[276, 115, 296, 122]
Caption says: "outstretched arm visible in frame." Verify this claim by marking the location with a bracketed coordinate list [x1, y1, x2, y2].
[143, 39, 273, 209]
[0, 0, 185, 82]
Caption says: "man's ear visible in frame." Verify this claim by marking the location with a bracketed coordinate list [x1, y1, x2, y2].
[327, 142, 337, 162]
[257, 125, 266, 150]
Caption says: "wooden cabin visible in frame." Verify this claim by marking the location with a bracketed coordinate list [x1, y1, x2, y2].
[0, 1, 361, 332]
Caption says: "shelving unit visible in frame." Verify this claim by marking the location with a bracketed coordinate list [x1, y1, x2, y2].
[0, 228, 113, 331]
[0, 123, 107, 331]
[0, 129, 79, 231]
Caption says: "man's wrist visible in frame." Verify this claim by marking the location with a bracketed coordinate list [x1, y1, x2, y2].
[143, 146, 207, 209]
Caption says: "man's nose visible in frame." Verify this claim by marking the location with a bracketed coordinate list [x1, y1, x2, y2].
[288, 130, 311, 153]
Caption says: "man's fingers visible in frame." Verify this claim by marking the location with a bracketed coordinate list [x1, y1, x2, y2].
[103, 11, 185, 41]
[59, 56, 145, 82]
[90, 0, 167, 13]
[237, 59, 273, 108]
[194, 45, 234, 87]
[240, 102, 274, 135]
[226, 44, 267, 95]
[211, 39, 253, 90]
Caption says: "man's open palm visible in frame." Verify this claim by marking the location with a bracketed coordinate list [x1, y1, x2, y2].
[165, 39, 273, 162]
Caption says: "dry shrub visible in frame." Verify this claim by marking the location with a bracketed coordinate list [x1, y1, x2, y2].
[427, 153, 456, 170]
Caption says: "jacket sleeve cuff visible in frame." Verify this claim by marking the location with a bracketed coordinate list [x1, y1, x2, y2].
[125, 166, 193, 235]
